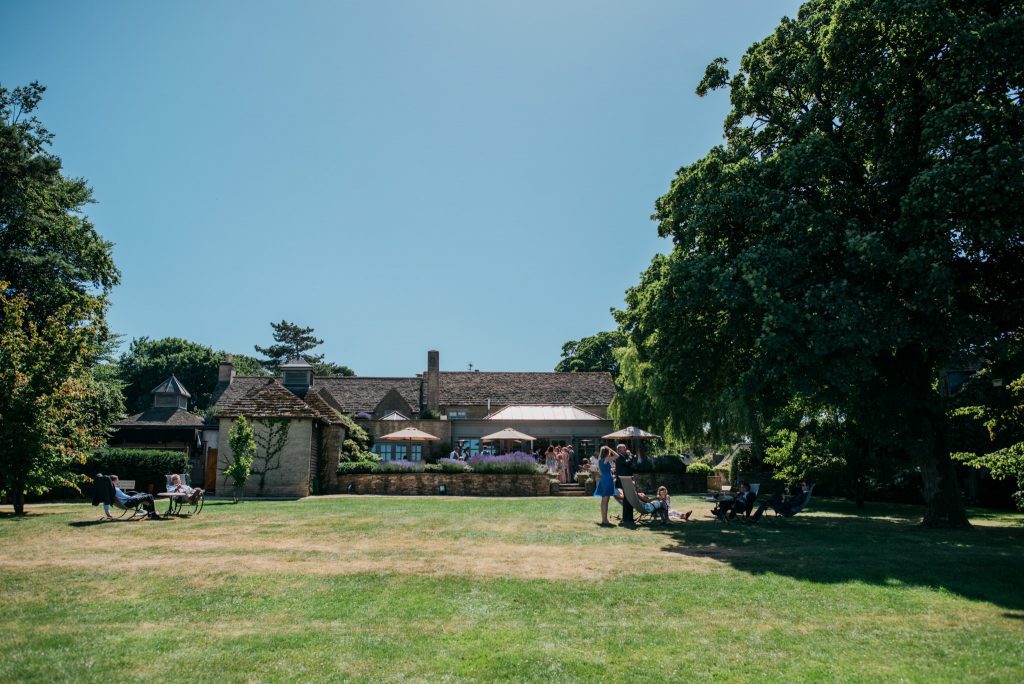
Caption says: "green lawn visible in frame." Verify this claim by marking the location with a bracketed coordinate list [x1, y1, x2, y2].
[1, 495, 1022, 683]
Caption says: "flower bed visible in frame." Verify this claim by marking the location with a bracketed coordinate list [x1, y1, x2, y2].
[334, 472, 551, 497]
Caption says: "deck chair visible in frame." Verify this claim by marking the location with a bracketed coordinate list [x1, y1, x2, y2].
[92, 474, 146, 521]
[618, 477, 661, 525]
[164, 473, 205, 517]
[774, 484, 814, 519]
[734, 483, 760, 520]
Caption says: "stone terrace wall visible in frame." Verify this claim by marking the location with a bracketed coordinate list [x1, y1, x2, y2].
[335, 472, 550, 497]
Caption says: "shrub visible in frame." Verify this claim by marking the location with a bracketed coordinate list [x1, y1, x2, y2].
[337, 461, 374, 475]
[686, 462, 713, 476]
[373, 460, 425, 473]
[466, 452, 542, 474]
[338, 414, 376, 462]
[435, 457, 468, 473]
[85, 448, 190, 494]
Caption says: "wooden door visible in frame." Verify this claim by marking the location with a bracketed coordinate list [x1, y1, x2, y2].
[205, 448, 218, 495]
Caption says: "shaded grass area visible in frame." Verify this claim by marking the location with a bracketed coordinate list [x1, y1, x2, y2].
[1, 496, 1022, 682]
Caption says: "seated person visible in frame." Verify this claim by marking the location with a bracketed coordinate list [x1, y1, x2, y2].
[709, 482, 743, 518]
[108, 475, 159, 519]
[636, 486, 693, 523]
[748, 481, 811, 522]
[716, 482, 754, 520]
[167, 473, 204, 503]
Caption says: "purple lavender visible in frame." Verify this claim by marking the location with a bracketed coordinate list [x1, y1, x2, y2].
[466, 452, 542, 474]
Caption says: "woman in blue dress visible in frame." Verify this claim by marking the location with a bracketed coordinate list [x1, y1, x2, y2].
[594, 445, 619, 526]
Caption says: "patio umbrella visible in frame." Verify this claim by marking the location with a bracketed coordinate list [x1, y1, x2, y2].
[480, 427, 536, 454]
[602, 426, 661, 458]
[378, 427, 440, 460]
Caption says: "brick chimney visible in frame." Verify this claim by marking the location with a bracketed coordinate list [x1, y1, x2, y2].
[426, 350, 440, 413]
[218, 354, 235, 385]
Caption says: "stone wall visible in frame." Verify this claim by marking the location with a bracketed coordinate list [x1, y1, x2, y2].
[217, 417, 314, 497]
[335, 472, 550, 497]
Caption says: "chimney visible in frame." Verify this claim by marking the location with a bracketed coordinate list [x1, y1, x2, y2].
[426, 350, 440, 413]
[218, 354, 235, 384]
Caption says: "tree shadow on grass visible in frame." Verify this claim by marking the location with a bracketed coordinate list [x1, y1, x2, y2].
[651, 498, 1024, 612]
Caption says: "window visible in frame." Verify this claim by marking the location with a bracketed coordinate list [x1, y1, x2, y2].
[374, 444, 408, 461]
[372, 443, 422, 461]
[449, 411, 467, 419]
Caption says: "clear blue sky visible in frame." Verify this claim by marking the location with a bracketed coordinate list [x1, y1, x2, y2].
[2, 0, 802, 376]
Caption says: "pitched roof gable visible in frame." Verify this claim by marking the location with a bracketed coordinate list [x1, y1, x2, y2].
[317, 376, 422, 413]
[210, 377, 321, 419]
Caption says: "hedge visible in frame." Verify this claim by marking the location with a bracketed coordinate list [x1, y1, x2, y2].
[83, 448, 190, 493]
[337, 461, 375, 475]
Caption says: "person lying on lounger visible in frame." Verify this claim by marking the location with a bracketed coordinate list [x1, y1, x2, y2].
[110, 475, 160, 520]
[747, 481, 811, 522]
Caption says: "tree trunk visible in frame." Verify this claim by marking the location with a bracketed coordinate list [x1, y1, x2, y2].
[920, 451, 970, 528]
[920, 413, 971, 529]
[12, 488, 26, 516]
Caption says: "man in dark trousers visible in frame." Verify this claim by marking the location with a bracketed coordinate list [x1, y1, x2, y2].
[614, 443, 636, 527]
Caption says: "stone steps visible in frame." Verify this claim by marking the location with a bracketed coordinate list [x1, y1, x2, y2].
[556, 483, 588, 497]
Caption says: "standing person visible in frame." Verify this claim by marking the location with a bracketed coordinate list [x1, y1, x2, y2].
[594, 445, 619, 526]
[558, 447, 570, 484]
[566, 444, 576, 479]
[614, 443, 636, 527]
[544, 446, 557, 475]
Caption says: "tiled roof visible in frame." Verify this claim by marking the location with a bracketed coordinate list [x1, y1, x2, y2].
[316, 377, 422, 413]
[439, 372, 615, 406]
[303, 387, 346, 424]
[114, 407, 205, 427]
[210, 377, 322, 419]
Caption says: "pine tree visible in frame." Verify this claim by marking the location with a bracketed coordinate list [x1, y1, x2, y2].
[254, 320, 324, 371]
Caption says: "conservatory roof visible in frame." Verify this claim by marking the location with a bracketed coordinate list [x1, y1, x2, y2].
[484, 405, 603, 421]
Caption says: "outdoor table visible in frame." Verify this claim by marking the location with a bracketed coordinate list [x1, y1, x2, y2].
[705, 492, 735, 518]
[157, 491, 194, 516]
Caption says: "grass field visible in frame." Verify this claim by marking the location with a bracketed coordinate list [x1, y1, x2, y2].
[1, 494, 1022, 683]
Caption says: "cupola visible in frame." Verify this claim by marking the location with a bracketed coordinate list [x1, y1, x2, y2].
[281, 357, 313, 396]
[150, 375, 191, 410]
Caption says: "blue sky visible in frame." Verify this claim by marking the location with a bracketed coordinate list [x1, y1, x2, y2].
[2, 0, 802, 376]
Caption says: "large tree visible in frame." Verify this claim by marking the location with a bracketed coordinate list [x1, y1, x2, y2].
[554, 331, 626, 378]
[0, 83, 118, 318]
[118, 337, 220, 412]
[117, 338, 272, 412]
[617, 0, 1023, 527]
[0, 83, 120, 514]
[0, 288, 109, 514]
[254, 320, 354, 376]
